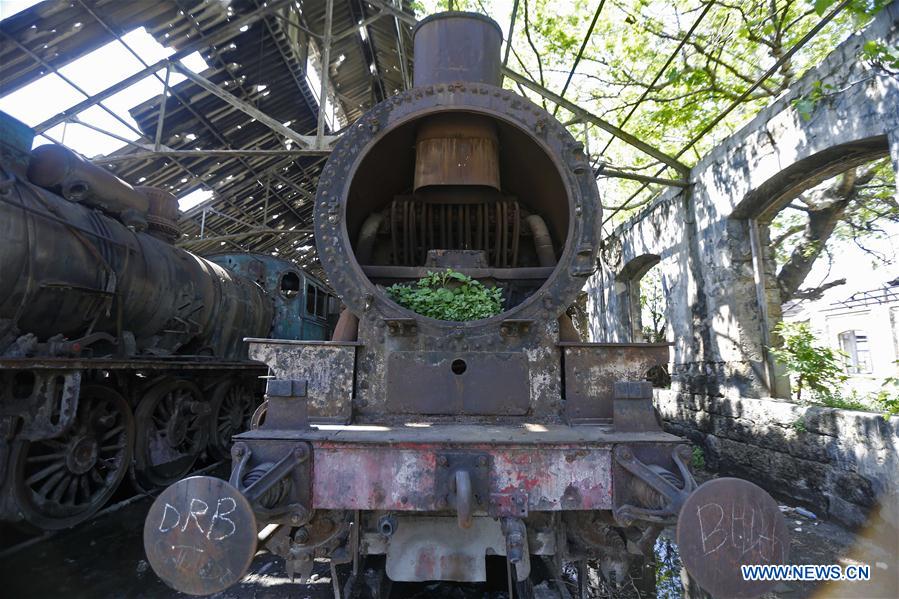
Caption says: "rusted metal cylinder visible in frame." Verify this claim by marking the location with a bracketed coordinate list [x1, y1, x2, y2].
[412, 11, 503, 87]
[413, 113, 501, 191]
[27, 144, 150, 228]
[1, 158, 272, 359]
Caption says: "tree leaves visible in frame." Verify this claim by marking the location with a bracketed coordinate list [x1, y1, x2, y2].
[385, 269, 505, 321]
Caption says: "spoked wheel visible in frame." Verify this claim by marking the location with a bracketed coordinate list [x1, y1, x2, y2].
[132, 379, 208, 492]
[207, 379, 257, 460]
[11, 385, 134, 530]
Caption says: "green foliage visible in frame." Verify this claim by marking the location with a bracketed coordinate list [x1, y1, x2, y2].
[770, 321, 848, 402]
[875, 363, 899, 417]
[792, 417, 808, 433]
[860, 40, 899, 71]
[691, 446, 706, 470]
[385, 269, 504, 321]
[792, 80, 836, 121]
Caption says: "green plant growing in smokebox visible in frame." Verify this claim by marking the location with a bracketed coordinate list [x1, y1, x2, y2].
[385, 269, 504, 321]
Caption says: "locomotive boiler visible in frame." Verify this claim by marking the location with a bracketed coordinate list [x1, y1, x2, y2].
[0, 114, 336, 531]
[143, 12, 789, 598]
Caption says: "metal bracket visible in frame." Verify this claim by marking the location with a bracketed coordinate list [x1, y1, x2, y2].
[230, 442, 312, 525]
[434, 452, 491, 527]
[489, 491, 529, 518]
[613, 445, 696, 526]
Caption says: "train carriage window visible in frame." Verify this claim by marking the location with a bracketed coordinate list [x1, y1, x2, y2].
[316, 285, 327, 317]
[280, 271, 301, 298]
[306, 283, 317, 315]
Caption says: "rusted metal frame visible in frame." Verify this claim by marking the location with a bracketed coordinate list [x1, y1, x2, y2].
[248, 0, 322, 116]
[366, 0, 416, 27]
[0, 30, 153, 148]
[177, 228, 314, 249]
[154, 63, 172, 152]
[167, 61, 312, 147]
[72, 0, 301, 232]
[65, 115, 159, 151]
[316, 0, 335, 145]
[596, 166, 689, 187]
[90, 148, 334, 164]
[597, 0, 713, 157]
[551, 0, 605, 118]
[30, 0, 295, 134]
[601, 0, 850, 227]
[10, 40, 235, 241]
[502, 68, 690, 176]
[502, 0, 520, 68]
[348, 0, 388, 102]
[392, 0, 411, 90]
[332, 8, 386, 41]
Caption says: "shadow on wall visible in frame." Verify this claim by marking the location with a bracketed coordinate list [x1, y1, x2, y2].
[655, 389, 899, 534]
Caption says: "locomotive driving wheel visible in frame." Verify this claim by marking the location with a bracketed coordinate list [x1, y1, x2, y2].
[207, 379, 256, 460]
[11, 385, 134, 530]
[132, 378, 208, 492]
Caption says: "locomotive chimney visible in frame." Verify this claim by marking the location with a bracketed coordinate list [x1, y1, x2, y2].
[412, 13, 503, 192]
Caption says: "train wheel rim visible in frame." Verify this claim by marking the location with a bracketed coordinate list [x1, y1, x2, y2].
[207, 380, 254, 461]
[132, 379, 207, 491]
[11, 385, 134, 530]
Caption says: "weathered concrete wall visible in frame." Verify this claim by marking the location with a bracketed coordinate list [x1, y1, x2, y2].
[588, 4, 899, 399]
[655, 390, 899, 530]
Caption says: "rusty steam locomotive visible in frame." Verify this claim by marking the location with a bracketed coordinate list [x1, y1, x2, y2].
[143, 12, 789, 598]
[0, 114, 337, 531]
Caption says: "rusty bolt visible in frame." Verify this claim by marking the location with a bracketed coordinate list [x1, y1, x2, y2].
[437, 455, 448, 467]
[400, 495, 408, 504]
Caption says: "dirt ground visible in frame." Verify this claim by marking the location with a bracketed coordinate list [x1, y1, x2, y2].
[0, 474, 895, 599]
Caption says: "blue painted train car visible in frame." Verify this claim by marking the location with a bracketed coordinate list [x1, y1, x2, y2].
[207, 253, 339, 341]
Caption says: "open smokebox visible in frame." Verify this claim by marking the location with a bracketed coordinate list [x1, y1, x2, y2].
[346, 108, 570, 316]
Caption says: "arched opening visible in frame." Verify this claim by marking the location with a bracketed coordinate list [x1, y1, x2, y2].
[744, 146, 896, 402]
[615, 254, 662, 343]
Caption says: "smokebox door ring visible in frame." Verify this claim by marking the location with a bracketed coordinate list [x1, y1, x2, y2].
[317, 100, 598, 332]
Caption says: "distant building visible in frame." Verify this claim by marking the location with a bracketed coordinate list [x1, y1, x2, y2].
[783, 279, 899, 395]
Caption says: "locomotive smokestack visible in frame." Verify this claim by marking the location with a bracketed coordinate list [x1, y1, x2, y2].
[412, 13, 504, 192]
[412, 12, 503, 87]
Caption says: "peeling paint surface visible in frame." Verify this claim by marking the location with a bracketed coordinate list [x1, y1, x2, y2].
[312, 442, 612, 511]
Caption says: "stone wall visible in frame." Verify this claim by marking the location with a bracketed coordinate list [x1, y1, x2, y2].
[655, 390, 899, 530]
[587, 4, 899, 400]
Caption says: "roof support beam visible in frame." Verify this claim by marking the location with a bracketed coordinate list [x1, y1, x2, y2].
[168, 61, 336, 151]
[92, 149, 333, 164]
[596, 166, 691, 188]
[502, 67, 690, 176]
[177, 228, 313, 248]
[316, 0, 335, 144]
[31, 0, 294, 134]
